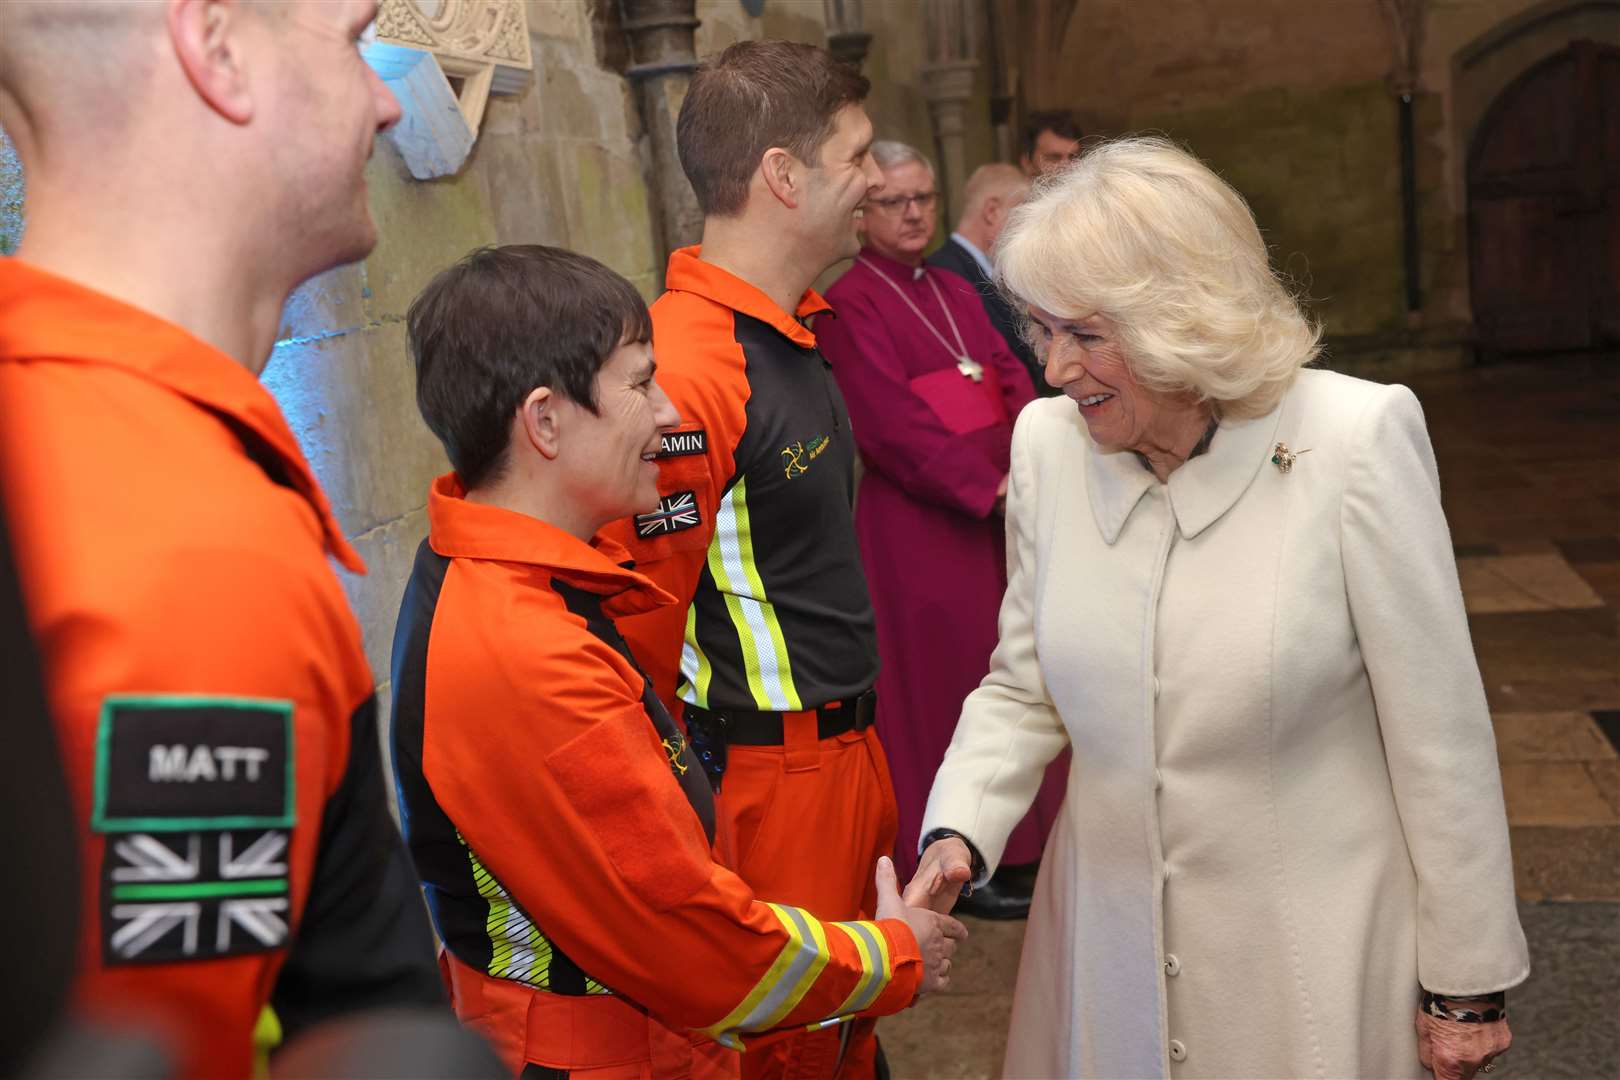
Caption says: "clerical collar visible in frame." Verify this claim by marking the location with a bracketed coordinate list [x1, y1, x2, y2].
[858, 247, 928, 283]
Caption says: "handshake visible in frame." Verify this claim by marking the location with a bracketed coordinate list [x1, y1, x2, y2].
[872, 836, 977, 997]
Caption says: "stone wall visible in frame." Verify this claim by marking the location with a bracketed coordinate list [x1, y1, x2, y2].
[1011, 0, 1608, 375]
[0, 133, 20, 256]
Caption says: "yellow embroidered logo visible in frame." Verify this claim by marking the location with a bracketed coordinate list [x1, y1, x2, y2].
[780, 435, 831, 479]
[662, 735, 689, 776]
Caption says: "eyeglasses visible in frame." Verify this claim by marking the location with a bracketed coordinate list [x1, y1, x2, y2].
[866, 192, 940, 214]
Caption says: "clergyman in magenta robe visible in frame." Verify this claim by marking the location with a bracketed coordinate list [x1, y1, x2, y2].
[819, 164, 1069, 892]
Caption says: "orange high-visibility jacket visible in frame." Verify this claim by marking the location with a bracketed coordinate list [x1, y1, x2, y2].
[389, 475, 921, 1075]
[0, 260, 443, 1078]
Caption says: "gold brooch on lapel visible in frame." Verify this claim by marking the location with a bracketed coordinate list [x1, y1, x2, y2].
[1271, 442, 1311, 474]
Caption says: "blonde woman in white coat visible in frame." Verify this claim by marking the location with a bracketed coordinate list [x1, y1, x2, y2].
[907, 137, 1530, 1080]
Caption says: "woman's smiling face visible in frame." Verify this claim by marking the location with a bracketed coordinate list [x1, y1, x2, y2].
[1027, 306, 1161, 454]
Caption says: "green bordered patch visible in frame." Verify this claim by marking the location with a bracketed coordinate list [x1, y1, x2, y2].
[91, 695, 297, 964]
[92, 694, 295, 833]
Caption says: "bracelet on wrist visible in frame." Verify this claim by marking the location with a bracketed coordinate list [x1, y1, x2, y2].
[1420, 990, 1507, 1024]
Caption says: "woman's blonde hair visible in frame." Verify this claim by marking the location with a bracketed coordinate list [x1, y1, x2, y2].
[994, 136, 1320, 418]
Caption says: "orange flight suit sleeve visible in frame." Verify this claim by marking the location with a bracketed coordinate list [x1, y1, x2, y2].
[423, 589, 922, 1046]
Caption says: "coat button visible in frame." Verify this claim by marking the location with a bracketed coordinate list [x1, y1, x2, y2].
[1162, 864, 1172, 884]
[1164, 954, 1181, 976]
[1154, 768, 1165, 790]
[1153, 676, 1162, 698]
[1168, 1039, 1187, 1062]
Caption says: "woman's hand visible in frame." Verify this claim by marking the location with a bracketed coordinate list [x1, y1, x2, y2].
[1416, 1009, 1512, 1079]
[874, 856, 968, 996]
[903, 837, 974, 914]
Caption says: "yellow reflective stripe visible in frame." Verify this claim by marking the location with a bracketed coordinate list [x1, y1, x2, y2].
[700, 903, 832, 1044]
[758, 905, 829, 1029]
[678, 602, 713, 708]
[707, 479, 801, 711]
[827, 919, 892, 1016]
[705, 492, 771, 709]
[467, 840, 550, 987]
[727, 479, 802, 711]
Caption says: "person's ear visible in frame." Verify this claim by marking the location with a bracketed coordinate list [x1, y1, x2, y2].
[760, 147, 801, 210]
[169, 0, 255, 125]
[518, 387, 561, 461]
[983, 195, 1003, 229]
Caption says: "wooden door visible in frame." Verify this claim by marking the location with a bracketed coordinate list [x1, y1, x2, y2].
[1468, 41, 1620, 355]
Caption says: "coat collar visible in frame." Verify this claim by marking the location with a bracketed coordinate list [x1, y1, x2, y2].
[427, 474, 674, 615]
[663, 245, 831, 350]
[1085, 400, 1284, 544]
[0, 258, 364, 571]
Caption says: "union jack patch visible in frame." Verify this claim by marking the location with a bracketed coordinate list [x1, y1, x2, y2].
[635, 491, 701, 537]
[101, 829, 290, 964]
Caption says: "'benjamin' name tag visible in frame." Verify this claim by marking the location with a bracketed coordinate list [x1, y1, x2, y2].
[93, 695, 295, 832]
[657, 429, 706, 458]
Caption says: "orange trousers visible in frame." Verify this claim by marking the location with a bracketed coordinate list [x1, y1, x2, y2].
[719, 716, 901, 1080]
[441, 949, 740, 1080]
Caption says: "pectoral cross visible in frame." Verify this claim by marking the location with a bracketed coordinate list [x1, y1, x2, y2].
[956, 356, 984, 383]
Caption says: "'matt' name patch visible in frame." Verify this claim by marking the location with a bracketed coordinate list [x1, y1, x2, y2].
[92, 695, 296, 965]
[656, 429, 707, 458]
[93, 695, 295, 833]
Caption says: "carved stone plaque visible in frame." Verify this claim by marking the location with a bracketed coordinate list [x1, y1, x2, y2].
[363, 0, 534, 179]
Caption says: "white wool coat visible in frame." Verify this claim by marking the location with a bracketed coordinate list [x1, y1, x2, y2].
[922, 369, 1530, 1079]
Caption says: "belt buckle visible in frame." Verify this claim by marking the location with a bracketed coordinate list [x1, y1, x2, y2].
[854, 689, 877, 731]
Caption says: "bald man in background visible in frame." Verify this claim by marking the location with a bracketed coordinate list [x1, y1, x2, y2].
[0, 2, 445, 1076]
[927, 163, 1055, 396]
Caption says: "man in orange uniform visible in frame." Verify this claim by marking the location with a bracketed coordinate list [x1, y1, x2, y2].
[598, 40, 901, 1080]
[0, 3, 444, 1076]
[391, 245, 963, 1078]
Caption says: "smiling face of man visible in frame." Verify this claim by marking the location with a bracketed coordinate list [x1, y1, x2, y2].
[254, 0, 402, 275]
[798, 103, 886, 265]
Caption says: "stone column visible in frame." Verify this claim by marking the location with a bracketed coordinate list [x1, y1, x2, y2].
[622, 0, 704, 268]
[823, 0, 873, 72]
[921, 0, 981, 224]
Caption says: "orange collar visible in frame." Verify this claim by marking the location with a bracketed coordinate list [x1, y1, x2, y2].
[0, 258, 363, 572]
[427, 474, 674, 614]
[662, 246, 831, 350]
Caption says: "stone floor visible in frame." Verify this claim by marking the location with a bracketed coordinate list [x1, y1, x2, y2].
[880, 357, 1620, 1078]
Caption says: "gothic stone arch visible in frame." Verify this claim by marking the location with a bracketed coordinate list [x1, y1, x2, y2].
[1451, 1, 1620, 351]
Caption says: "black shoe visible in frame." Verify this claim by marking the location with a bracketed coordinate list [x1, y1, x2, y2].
[954, 875, 1032, 920]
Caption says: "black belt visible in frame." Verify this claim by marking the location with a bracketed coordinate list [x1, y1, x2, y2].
[682, 691, 878, 789]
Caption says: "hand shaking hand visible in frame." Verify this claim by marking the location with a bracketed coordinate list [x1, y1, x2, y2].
[875, 856, 967, 997]
[903, 837, 975, 915]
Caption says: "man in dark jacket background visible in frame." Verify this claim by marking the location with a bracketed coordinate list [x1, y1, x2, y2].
[928, 163, 1056, 396]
